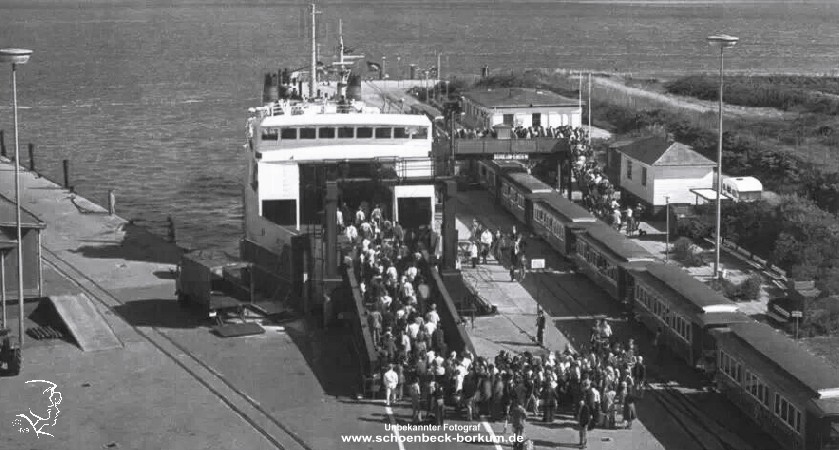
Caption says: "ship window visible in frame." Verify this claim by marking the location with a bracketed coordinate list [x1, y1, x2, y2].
[375, 127, 392, 139]
[394, 127, 409, 139]
[280, 128, 297, 139]
[262, 200, 296, 226]
[338, 126, 355, 138]
[299, 127, 316, 139]
[318, 127, 336, 139]
[411, 127, 429, 140]
[356, 127, 373, 138]
[261, 127, 278, 141]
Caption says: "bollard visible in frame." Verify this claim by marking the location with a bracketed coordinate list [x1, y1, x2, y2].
[167, 216, 176, 243]
[108, 190, 116, 216]
[63, 159, 70, 189]
[0, 130, 5, 158]
[28, 143, 35, 172]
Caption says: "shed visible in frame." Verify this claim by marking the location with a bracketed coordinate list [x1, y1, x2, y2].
[0, 194, 45, 299]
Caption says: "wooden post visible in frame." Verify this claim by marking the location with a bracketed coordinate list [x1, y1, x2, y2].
[63, 159, 70, 189]
[167, 216, 176, 243]
[28, 143, 35, 171]
[108, 190, 116, 216]
[0, 130, 5, 158]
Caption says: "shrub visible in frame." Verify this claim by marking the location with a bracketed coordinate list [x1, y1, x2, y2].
[740, 274, 763, 301]
[676, 217, 712, 240]
[711, 274, 763, 301]
[672, 237, 705, 267]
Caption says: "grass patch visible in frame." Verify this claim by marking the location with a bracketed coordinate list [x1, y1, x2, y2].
[664, 75, 839, 115]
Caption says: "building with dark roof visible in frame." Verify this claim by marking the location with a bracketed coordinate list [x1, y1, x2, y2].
[608, 136, 716, 213]
[0, 194, 45, 298]
[711, 321, 839, 450]
[461, 87, 583, 129]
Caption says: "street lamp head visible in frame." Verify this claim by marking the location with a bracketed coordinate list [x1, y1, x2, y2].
[0, 48, 33, 65]
[706, 35, 739, 49]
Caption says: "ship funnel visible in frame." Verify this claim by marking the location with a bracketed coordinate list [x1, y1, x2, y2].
[346, 74, 362, 101]
[263, 73, 279, 103]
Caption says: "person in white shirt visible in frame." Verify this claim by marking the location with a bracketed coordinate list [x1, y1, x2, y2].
[407, 318, 422, 340]
[425, 304, 440, 325]
[355, 207, 365, 225]
[383, 365, 399, 406]
[480, 229, 494, 264]
[401, 331, 412, 355]
[345, 224, 358, 242]
[423, 320, 436, 337]
[405, 265, 418, 282]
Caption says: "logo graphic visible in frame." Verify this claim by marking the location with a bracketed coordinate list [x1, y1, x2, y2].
[14, 380, 62, 438]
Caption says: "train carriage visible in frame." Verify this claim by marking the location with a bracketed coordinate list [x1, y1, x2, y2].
[477, 160, 527, 202]
[571, 222, 656, 302]
[498, 172, 554, 225]
[711, 322, 839, 450]
[628, 262, 751, 369]
[531, 194, 598, 258]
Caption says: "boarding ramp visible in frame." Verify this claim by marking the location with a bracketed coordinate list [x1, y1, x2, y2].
[46, 294, 122, 352]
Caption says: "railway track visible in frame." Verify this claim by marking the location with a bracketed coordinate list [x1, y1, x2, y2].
[40, 246, 312, 450]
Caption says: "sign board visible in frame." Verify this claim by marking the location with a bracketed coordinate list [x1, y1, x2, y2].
[493, 153, 528, 161]
[530, 259, 545, 270]
[791, 311, 803, 318]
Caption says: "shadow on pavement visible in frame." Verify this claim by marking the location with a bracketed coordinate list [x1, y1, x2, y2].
[284, 321, 360, 398]
[69, 224, 183, 265]
[113, 299, 205, 329]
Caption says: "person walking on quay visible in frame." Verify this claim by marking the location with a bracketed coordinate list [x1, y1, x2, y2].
[632, 356, 647, 398]
[368, 309, 382, 347]
[469, 240, 479, 269]
[433, 383, 446, 426]
[409, 376, 422, 422]
[625, 205, 635, 236]
[623, 395, 637, 430]
[536, 309, 546, 346]
[384, 364, 399, 406]
[611, 208, 622, 232]
[542, 381, 558, 423]
[480, 227, 494, 264]
[577, 400, 592, 449]
[510, 401, 527, 450]
[653, 327, 664, 365]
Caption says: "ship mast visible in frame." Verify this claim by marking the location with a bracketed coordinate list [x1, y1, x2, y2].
[310, 3, 321, 100]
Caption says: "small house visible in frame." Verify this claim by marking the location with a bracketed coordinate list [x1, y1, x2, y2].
[610, 136, 717, 217]
[461, 88, 582, 129]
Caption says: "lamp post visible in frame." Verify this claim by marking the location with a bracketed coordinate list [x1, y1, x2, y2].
[0, 48, 32, 346]
[707, 34, 738, 280]
[665, 195, 670, 263]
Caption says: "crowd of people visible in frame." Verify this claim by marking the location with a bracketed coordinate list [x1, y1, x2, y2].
[451, 124, 581, 140]
[464, 219, 528, 282]
[376, 314, 648, 449]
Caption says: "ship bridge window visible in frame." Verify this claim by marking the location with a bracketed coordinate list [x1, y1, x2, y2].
[318, 127, 336, 139]
[375, 127, 392, 139]
[338, 126, 355, 139]
[394, 127, 409, 139]
[299, 127, 316, 139]
[356, 127, 373, 138]
[280, 128, 297, 140]
[261, 128, 279, 141]
[410, 127, 429, 140]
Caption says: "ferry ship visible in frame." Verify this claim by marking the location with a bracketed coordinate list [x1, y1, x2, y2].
[241, 17, 440, 318]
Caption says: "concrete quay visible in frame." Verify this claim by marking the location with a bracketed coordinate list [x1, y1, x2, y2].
[0, 157, 403, 450]
[451, 188, 782, 450]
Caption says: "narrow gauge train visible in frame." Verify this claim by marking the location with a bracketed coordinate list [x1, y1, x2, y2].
[477, 164, 839, 449]
[477, 163, 750, 369]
